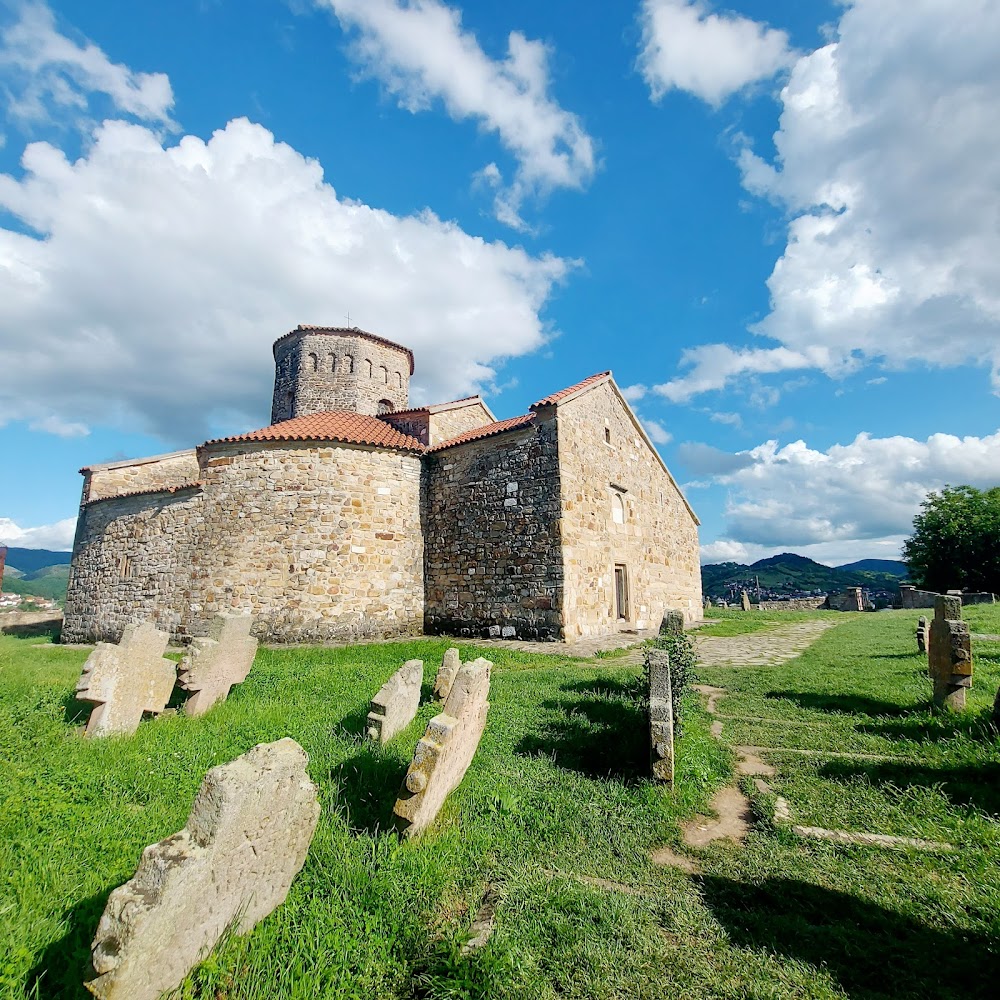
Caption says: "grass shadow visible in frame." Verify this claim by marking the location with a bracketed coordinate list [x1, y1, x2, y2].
[818, 757, 1000, 817]
[330, 746, 408, 836]
[858, 711, 999, 745]
[766, 690, 914, 717]
[697, 874, 999, 999]
[59, 688, 90, 726]
[25, 889, 112, 1000]
[2, 621, 63, 640]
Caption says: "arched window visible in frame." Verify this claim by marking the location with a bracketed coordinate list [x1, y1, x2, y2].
[396, 372, 403, 388]
[377, 399, 394, 415]
[308, 352, 318, 372]
[380, 364, 389, 384]
[612, 493, 625, 524]
[343, 354, 353, 374]
[365, 359, 373, 378]
[329, 353, 337, 372]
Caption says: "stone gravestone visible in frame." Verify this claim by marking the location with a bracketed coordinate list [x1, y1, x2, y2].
[647, 648, 674, 786]
[740, 590, 752, 612]
[916, 616, 929, 654]
[366, 659, 423, 743]
[659, 609, 685, 636]
[433, 647, 461, 702]
[76, 621, 176, 737]
[177, 613, 258, 717]
[393, 657, 491, 837]
[928, 595, 973, 711]
[86, 738, 320, 1000]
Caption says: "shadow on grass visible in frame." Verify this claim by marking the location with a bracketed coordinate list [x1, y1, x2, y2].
[25, 890, 111, 1000]
[858, 711, 999, 745]
[698, 875, 999, 999]
[330, 746, 407, 836]
[2, 621, 63, 640]
[819, 757, 1000, 817]
[60, 688, 90, 726]
[515, 681, 647, 781]
[766, 690, 915, 717]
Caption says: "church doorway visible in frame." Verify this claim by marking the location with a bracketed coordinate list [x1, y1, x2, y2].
[614, 564, 629, 621]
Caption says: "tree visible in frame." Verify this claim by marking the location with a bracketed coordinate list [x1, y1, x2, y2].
[902, 485, 1000, 594]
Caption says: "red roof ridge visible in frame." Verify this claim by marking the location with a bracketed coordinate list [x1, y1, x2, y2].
[271, 326, 415, 374]
[530, 371, 611, 410]
[201, 410, 425, 453]
[428, 413, 536, 452]
[85, 481, 203, 505]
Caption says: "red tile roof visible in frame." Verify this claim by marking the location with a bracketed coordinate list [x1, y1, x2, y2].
[272, 326, 415, 374]
[203, 411, 425, 452]
[428, 413, 536, 452]
[531, 371, 611, 409]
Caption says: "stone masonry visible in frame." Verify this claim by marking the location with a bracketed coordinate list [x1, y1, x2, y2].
[648, 647, 674, 785]
[928, 595, 973, 710]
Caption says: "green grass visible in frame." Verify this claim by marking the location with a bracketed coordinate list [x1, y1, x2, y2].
[2, 612, 999, 999]
[695, 606, 845, 637]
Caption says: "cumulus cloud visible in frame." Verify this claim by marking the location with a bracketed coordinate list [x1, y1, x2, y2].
[677, 441, 757, 476]
[0, 2, 174, 128]
[659, 0, 1000, 402]
[0, 516, 76, 550]
[701, 429, 1000, 559]
[643, 419, 672, 445]
[320, 0, 596, 228]
[638, 0, 794, 106]
[700, 535, 907, 567]
[0, 117, 574, 441]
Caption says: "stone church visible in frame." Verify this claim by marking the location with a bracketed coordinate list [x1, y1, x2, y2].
[63, 326, 702, 644]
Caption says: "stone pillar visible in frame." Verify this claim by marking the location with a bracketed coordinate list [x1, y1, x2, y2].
[928, 595, 972, 711]
[898, 585, 915, 609]
[647, 648, 674, 785]
[916, 616, 929, 654]
[740, 590, 752, 612]
[659, 609, 685, 636]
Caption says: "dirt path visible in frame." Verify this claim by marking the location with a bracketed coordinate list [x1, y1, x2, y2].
[694, 618, 841, 668]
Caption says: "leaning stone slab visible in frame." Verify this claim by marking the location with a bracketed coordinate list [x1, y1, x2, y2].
[648, 648, 674, 785]
[177, 613, 258, 717]
[366, 659, 423, 743]
[75, 621, 176, 737]
[659, 609, 685, 636]
[86, 738, 320, 1000]
[928, 595, 972, 710]
[393, 657, 491, 837]
[433, 647, 461, 702]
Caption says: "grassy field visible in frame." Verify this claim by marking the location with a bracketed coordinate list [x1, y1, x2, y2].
[1, 611, 998, 999]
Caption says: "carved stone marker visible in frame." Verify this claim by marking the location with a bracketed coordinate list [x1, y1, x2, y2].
[86, 738, 319, 1000]
[928, 595, 972, 710]
[394, 657, 491, 837]
[740, 590, 752, 612]
[916, 616, 929, 654]
[647, 648, 674, 786]
[366, 659, 423, 743]
[177, 613, 258, 717]
[76, 621, 176, 737]
[659, 609, 685, 636]
[433, 647, 461, 702]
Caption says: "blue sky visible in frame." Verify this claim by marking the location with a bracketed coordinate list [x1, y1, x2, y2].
[2, 0, 1000, 565]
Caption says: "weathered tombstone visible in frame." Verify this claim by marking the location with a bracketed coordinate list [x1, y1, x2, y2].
[740, 590, 752, 612]
[86, 738, 319, 1000]
[916, 616, 929, 654]
[75, 621, 176, 737]
[433, 647, 461, 702]
[366, 659, 423, 743]
[659, 609, 685, 636]
[928, 595, 972, 710]
[647, 648, 674, 786]
[177, 613, 258, 717]
[393, 657, 491, 837]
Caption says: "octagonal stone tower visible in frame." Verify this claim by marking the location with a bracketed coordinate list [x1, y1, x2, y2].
[271, 325, 414, 422]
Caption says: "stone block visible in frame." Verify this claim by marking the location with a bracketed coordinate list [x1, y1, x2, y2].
[393, 657, 491, 837]
[659, 609, 685, 636]
[433, 647, 461, 702]
[740, 590, 752, 612]
[86, 738, 319, 1000]
[929, 596, 972, 711]
[916, 616, 929, 654]
[75, 621, 176, 738]
[177, 613, 258, 717]
[501, 626, 516, 638]
[647, 648, 674, 785]
[366, 659, 423, 743]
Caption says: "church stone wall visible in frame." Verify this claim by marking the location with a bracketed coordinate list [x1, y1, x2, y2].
[423, 416, 564, 639]
[555, 383, 702, 638]
[426, 402, 495, 446]
[64, 442, 424, 644]
[82, 450, 200, 503]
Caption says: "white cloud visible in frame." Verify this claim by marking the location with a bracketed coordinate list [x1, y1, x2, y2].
[0, 117, 574, 441]
[643, 419, 672, 445]
[0, 516, 76, 550]
[638, 0, 794, 106]
[659, 0, 1000, 402]
[0, 2, 174, 128]
[28, 414, 89, 437]
[621, 383, 648, 403]
[709, 410, 741, 428]
[320, 0, 596, 227]
[700, 429, 1000, 556]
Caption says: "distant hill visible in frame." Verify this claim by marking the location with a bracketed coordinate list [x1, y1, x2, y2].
[3, 547, 72, 575]
[702, 552, 905, 599]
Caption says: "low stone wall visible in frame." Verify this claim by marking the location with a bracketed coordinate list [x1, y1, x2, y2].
[0, 611, 63, 637]
[757, 598, 827, 611]
[898, 585, 995, 608]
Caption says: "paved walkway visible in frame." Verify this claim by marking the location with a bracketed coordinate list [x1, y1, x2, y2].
[693, 618, 841, 668]
[462, 628, 660, 660]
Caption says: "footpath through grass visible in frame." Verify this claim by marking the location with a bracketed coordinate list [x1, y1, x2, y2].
[2, 610, 999, 999]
